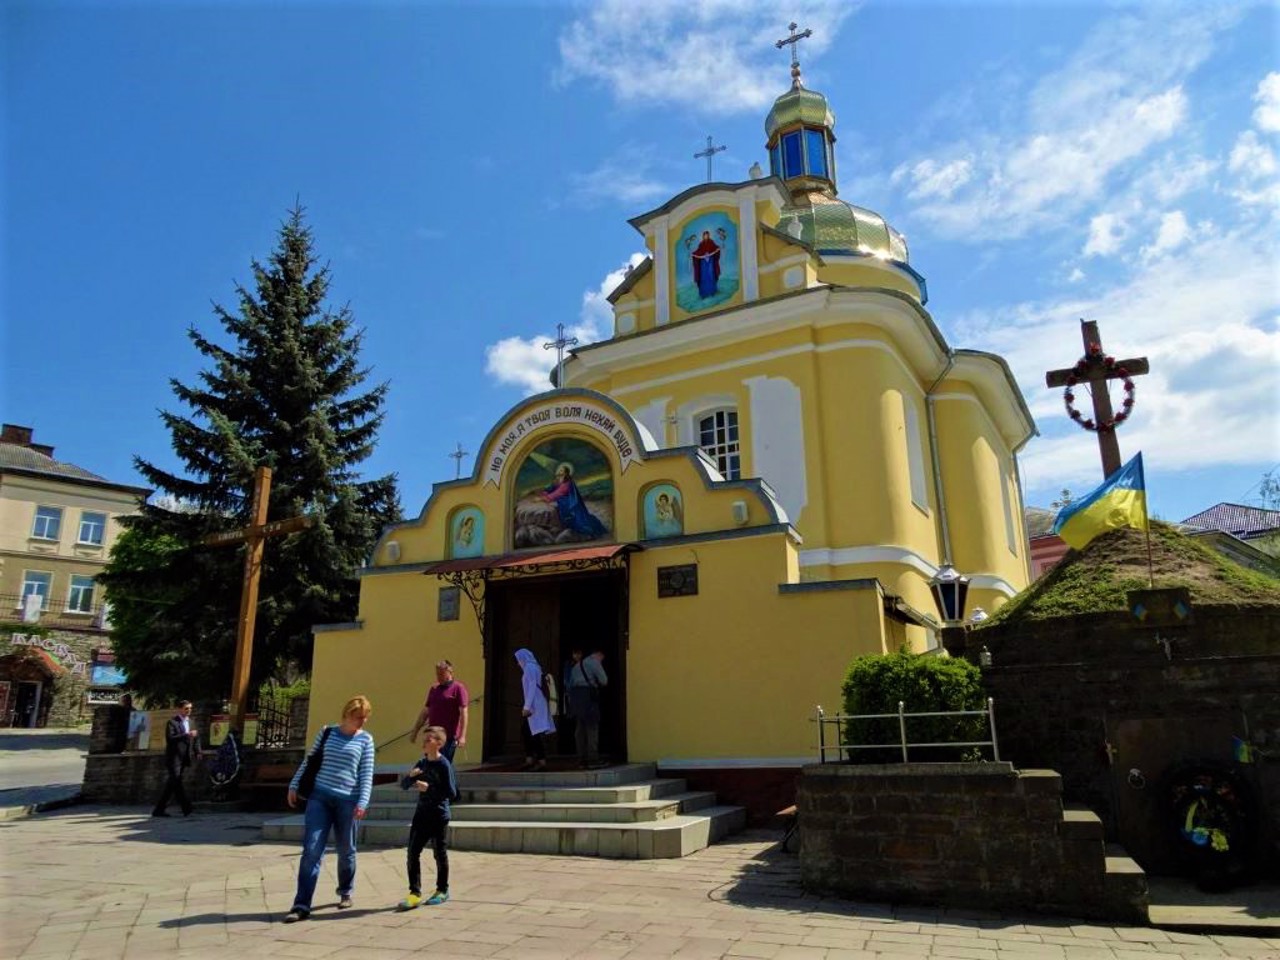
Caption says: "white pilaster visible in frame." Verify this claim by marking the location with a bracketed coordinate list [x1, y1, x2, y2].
[738, 191, 759, 302]
[653, 220, 671, 326]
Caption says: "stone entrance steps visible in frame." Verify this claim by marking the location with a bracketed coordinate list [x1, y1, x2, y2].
[261, 762, 746, 859]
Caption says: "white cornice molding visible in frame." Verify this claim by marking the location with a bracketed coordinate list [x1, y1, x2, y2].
[576, 288, 948, 381]
[614, 337, 926, 400]
[797, 544, 1019, 597]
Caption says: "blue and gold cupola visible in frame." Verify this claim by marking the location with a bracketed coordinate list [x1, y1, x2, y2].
[765, 36, 837, 196]
[766, 26, 912, 269]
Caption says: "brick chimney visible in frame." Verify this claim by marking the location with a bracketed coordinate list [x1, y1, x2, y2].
[1, 424, 54, 458]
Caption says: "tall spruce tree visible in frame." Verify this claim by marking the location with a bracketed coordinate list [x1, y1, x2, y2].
[101, 206, 400, 702]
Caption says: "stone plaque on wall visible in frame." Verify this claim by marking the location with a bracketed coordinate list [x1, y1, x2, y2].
[438, 586, 460, 621]
[657, 564, 698, 598]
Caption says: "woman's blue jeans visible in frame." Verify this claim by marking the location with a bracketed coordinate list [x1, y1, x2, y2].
[292, 791, 359, 912]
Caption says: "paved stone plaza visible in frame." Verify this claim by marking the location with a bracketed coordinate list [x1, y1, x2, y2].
[1, 806, 1276, 960]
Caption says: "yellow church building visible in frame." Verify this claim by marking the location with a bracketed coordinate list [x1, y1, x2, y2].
[308, 54, 1035, 782]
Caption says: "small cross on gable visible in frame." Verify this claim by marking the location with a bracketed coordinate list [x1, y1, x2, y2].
[694, 135, 727, 182]
[543, 322, 579, 389]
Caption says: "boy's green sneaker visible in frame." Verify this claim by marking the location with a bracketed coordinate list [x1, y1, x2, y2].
[398, 893, 423, 910]
[424, 890, 449, 906]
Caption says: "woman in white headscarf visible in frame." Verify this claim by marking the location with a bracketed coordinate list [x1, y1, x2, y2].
[514, 648, 554, 771]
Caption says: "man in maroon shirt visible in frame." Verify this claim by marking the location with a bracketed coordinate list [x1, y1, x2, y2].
[410, 660, 469, 762]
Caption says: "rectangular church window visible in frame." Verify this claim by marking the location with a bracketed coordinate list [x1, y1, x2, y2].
[782, 132, 804, 179]
[699, 409, 741, 481]
[805, 129, 828, 179]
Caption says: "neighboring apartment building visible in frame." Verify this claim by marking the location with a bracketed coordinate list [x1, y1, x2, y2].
[0, 424, 149, 726]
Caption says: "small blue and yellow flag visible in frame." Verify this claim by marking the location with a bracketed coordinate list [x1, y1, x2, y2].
[1052, 453, 1148, 550]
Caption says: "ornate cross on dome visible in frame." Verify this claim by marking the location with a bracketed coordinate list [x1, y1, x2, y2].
[776, 21, 813, 87]
[448, 441, 470, 479]
[543, 322, 579, 388]
[694, 135, 727, 182]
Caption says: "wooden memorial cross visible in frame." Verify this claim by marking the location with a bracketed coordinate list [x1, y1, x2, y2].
[1045, 320, 1150, 480]
[204, 466, 313, 733]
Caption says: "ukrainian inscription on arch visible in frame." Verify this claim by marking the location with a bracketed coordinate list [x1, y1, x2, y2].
[483, 397, 643, 488]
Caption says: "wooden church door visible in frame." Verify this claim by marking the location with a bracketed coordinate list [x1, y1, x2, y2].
[486, 579, 560, 761]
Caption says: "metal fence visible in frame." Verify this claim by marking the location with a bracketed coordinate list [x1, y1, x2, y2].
[815, 698, 1000, 763]
[0, 593, 109, 631]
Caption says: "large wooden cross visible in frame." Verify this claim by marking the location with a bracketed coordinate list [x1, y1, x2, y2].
[204, 466, 313, 732]
[1045, 320, 1150, 480]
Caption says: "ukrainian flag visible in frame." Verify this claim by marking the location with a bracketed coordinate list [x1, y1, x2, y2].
[1052, 453, 1148, 550]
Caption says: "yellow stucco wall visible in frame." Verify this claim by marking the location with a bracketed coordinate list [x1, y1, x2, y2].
[311, 528, 892, 767]
[309, 178, 1036, 765]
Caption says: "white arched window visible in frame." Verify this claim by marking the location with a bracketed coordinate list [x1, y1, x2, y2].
[698, 409, 741, 480]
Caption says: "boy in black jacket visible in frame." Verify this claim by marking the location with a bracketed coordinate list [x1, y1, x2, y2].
[398, 725, 460, 909]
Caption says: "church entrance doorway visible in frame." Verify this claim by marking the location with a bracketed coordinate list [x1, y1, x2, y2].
[483, 569, 627, 764]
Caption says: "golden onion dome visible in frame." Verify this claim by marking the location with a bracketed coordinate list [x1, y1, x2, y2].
[778, 194, 911, 263]
[765, 86, 835, 143]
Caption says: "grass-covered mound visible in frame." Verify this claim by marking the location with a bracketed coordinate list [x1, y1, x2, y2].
[984, 521, 1280, 625]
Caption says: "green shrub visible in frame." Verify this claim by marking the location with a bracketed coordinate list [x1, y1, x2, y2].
[839, 649, 988, 762]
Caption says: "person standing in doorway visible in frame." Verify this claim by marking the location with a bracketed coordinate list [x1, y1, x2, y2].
[409, 660, 469, 763]
[565, 647, 608, 768]
[515, 648, 554, 771]
[152, 700, 199, 817]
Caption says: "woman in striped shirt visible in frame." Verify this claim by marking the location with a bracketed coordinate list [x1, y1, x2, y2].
[283, 695, 376, 923]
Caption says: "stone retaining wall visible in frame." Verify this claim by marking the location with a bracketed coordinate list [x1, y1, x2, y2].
[798, 762, 1147, 923]
[83, 705, 305, 809]
[954, 606, 1280, 873]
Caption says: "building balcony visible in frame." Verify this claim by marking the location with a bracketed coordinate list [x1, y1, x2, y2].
[0, 593, 110, 632]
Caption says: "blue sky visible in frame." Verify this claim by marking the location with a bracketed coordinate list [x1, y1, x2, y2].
[2, 0, 1277, 525]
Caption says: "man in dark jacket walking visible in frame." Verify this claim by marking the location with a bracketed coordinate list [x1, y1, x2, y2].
[152, 700, 199, 817]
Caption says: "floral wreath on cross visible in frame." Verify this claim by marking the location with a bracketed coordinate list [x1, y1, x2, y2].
[1063, 343, 1136, 434]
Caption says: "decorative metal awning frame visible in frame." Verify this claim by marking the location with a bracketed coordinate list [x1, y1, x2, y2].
[427, 545, 640, 654]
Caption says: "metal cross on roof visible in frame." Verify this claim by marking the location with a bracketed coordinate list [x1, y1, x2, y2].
[776, 21, 813, 87]
[543, 322, 579, 389]
[694, 135, 727, 183]
[448, 442, 470, 480]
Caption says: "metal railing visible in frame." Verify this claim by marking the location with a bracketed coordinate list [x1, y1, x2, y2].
[0, 592, 109, 631]
[815, 698, 1000, 763]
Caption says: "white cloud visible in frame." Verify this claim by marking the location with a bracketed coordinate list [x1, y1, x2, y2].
[484, 254, 648, 394]
[1067, 267, 1086, 283]
[895, 6, 1243, 240]
[1083, 212, 1128, 257]
[1228, 130, 1277, 179]
[571, 154, 670, 208]
[1139, 210, 1192, 262]
[1254, 71, 1280, 132]
[1133, 154, 1217, 205]
[952, 220, 1280, 498]
[892, 157, 973, 201]
[557, 1, 855, 113]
